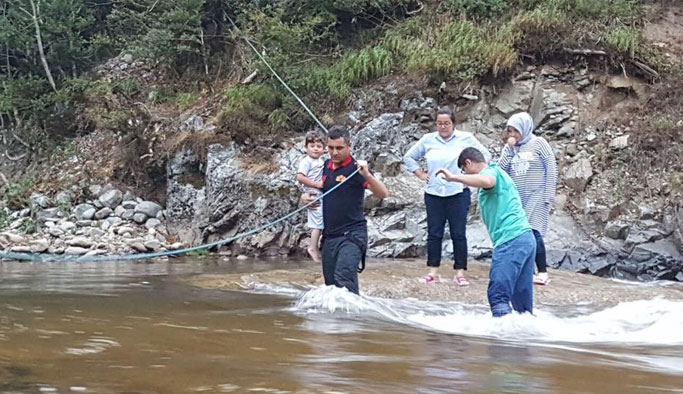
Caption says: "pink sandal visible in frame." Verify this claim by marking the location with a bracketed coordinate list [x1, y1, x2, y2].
[421, 274, 437, 284]
[455, 276, 470, 286]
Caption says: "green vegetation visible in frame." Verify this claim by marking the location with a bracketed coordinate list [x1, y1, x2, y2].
[0, 179, 34, 210]
[0, 0, 663, 152]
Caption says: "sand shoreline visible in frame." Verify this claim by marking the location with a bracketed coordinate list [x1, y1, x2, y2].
[187, 259, 683, 307]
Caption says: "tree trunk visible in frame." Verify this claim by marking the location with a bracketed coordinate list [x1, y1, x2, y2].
[29, 0, 57, 92]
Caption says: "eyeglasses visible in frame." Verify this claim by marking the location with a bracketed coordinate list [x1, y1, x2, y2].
[436, 122, 452, 127]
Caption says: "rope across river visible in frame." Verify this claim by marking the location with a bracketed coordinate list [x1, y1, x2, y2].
[0, 170, 358, 263]
[0, 17, 350, 263]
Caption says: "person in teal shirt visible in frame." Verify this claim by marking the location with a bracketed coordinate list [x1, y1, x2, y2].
[436, 147, 536, 317]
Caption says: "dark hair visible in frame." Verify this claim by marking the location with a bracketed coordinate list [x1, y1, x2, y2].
[327, 125, 351, 144]
[305, 129, 327, 145]
[436, 107, 456, 123]
[457, 147, 486, 168]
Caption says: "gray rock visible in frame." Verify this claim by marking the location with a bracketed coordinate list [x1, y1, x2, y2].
[88, 184, 103, 198]
[9, 245, 32, 253]
[65, 246, 90, 255]
[99, 189, 123, 209]
[116, 226, 135, 236]
[59, 221, 77, 233]
[30, 192, 50, 210]
[76, 220, 94, 227]
[73, 204, 96, 221]
[143, 239, 162, 251]
[101, 221, 112, 231]
[55, 191, 73, 206]
[85, 228, 106, 238]
[94, 207, 113, 220]
[36, 208, 64, 223]
[133, 213, 148, 224]
[639, 206, 655, 220]
[564, 158, 593, 192]
[168, 242, 184, 250]
[135, 201, 163, 218]
[67, 237, 94, 248]
[604, 221, 630, 240]
[494, 81, 533, 115]
[105, 217, 123, 226]
[121, 209, 135, 220]
[557, 122, 576, 137]
[121, 200, 137, 210]
[122, 190, 136, 202]
[145, 218, 161, 229]
[114, 206, 127, 217]
[623, 228, 666, 253]
[9, 218, 25, 230]
[30, 239, 50, 253]
[93, 199, 104, 209]
[610, 135, 629, 149]
[127, 241, 147, 253]
[48, 228, 64, 237]
[0, 231, 25, 245]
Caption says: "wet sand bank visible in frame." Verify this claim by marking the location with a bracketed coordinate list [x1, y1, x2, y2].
[188, 259, 683, 306]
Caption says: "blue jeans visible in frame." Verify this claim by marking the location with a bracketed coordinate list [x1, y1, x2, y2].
[425, 189, 470, 270]
[488, 231, 536, 317]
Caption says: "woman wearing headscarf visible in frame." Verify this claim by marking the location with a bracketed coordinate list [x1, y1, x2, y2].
[498, 112, 557, 285]
[404, 107, 491, 285]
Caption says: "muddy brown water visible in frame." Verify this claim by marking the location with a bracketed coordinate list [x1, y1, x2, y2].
[1, 258, 682, 393]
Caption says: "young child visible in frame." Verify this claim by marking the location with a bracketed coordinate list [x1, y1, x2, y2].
[297, 129, 327, 263]
[436, 147, 536, 317]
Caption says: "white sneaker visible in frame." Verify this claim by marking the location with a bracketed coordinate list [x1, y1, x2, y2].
[534, 272, 549, 285]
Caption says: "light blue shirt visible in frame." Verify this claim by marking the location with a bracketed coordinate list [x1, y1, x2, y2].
[403, 131, 491, 197]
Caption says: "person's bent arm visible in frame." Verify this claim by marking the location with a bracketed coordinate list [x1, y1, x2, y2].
[356, 160, 389, 199]
[435, 168, 496, 189]
[365, 173, 389, 199]
[403, 137, 428, 181]
[296, 173, 322, 189]
[498, 144, 515, 172]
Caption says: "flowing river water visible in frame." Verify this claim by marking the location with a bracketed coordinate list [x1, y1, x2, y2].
[1, 258, 682, 393]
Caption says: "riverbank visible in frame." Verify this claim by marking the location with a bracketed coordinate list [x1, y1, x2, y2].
[189, 258, 683, 307]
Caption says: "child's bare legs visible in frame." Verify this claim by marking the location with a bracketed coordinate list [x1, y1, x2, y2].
[307, 228, 322, 263]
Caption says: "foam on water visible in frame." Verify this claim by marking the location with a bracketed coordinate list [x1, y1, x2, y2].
[288, 285, 683, 347]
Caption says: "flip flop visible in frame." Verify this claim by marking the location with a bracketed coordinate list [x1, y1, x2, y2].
[421, 274, 437, 284]
[455, 276, 470, 286]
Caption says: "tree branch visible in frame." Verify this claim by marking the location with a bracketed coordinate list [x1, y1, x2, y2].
[29, 0, 57, 92]
[563, 47, 607, 56]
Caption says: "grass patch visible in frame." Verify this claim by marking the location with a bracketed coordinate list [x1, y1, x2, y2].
[607, 27, 642, 58]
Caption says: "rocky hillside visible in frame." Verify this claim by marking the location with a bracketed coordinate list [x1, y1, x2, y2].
[1, 1, 682, 281]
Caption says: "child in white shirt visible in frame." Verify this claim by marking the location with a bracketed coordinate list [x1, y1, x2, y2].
[296, 129, 326, 262]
